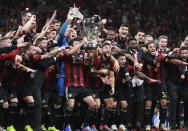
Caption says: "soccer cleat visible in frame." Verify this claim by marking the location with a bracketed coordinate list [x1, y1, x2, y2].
[41, 124, 47, 131]
[145, 125, 151, 131]
[24, 125, 33, 131]
[160, 124, 168, 131]
[100, 125, 112, 131]
[119, 124, 127, 131]
[64, 125, 72, 131]
[81, 125, 92, 131]
[90, 125, 98, 131]
[7, 125, 16, 131]
[48, 126, 60, 131]
[111, 125, 118, 131]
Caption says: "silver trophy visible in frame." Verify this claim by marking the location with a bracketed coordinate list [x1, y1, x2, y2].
[76, 15, 101, 49]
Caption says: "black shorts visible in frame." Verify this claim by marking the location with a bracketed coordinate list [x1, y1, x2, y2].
[66, 86, 91, 99]
[17, 85, 32, 98]
[42, 88, 59, 105]
[5, 84, 18, 99]
[115, 86, 131, 101]
[91, 86, 113, 100]
[145, 83, 167, 101]
[0, 87, 8, 102]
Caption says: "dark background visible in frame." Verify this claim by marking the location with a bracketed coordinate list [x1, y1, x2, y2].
[0, 0, 188, 47]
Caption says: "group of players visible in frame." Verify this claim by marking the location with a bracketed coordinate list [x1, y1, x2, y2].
[0, 6, 188, 131]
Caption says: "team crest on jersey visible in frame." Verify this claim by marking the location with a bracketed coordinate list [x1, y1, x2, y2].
[147, 64, 152, 69]
[122, 79, 126, 84]
[30, 73, 35, 78]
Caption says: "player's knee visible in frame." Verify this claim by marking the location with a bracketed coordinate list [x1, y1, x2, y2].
[3, 102, 9, 109]
[106, 102, 114, 109]
[121, 102, 128, 109]
[10, 97, 18, 103]
[113, 102, 117, 108]
[146, 101, 152, 107]
[68, 101, 75, 110]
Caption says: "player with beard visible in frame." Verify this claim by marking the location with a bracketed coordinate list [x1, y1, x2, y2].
[56, 11, 77, 102]
[176, 47, 188, 130]
[90, 40, 116, 131]
[62, 38, 97, 131]
[14, 44, 64, 131]
[0, 36, 27, 131]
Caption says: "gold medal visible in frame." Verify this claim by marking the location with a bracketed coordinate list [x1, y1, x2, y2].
[181, 74, 185, 79]
[30, 73, 35, 78]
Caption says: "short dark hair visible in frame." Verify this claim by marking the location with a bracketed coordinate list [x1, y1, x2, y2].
[69, 38, 81, 46]
[120, 24, 129, 28]
[180, 46, 188, 51]
[136, 29, 145, 35]
[21, 9, 32, 18]
[23, 43, 33, 52]
[146, 42, 155, 49]
[127, 37, 136, 44]
[101, 40, 111, 48]
[116, 52, 125, 59]
[52, 20, 61, 24]
[35, 37, 46, 46]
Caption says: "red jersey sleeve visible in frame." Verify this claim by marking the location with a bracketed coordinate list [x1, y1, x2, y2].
[0, 48, 20, 61]
[33, 55, 41, 62]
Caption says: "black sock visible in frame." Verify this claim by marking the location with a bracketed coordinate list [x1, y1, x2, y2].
[160, 106, 167, 124]
[120, 108, 128, 125]
[101, 106, 113, 126]
[64, 106, 73, 126]
[92, 110, 99, 126]
[111, 108, 117, 125]
[0, 103, 3, 125]
[50, 104, 62, 127]
[23, 103, 35, 126]
[42, 104, 48, 126]
[83, 107, 95, 127]
[7, 102, 18, 126]
[144, 106, 152, 125]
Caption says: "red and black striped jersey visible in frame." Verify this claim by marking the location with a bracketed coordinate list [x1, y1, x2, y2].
[63, 51, 90, 87]
[89, 55, 114, 88]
